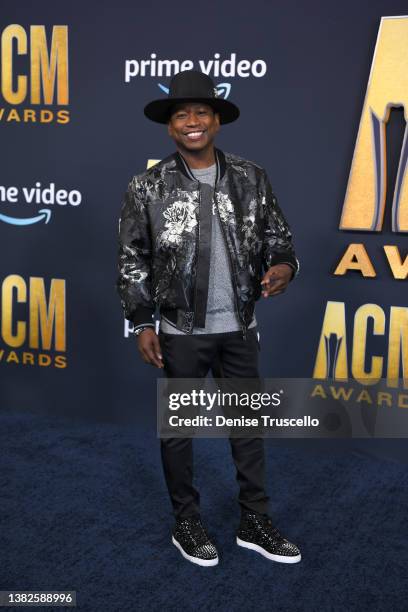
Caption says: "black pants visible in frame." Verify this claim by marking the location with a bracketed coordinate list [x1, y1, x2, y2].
[158, 327, 270, 519]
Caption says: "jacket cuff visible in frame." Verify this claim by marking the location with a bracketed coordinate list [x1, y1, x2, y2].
[266, 253, 300, 280]
[129, 306, 156, 327]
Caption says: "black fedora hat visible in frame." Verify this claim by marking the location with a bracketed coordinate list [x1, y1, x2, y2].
[143, 70, 240, 125]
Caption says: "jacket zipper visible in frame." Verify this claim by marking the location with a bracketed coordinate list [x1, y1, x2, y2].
[184, 151, 247, 339]
[192, 182, 201, 330]
[213, 190, 247, 341]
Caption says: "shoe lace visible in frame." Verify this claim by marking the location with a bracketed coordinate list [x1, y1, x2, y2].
[180, 517, 209, 546]
[262, 518, 285, 543]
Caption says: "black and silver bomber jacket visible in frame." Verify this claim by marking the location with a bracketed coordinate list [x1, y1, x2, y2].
[116, 147, 299, 339]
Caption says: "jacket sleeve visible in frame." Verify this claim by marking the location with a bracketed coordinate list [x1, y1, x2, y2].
[116, 177, 156, 330]
[260, 169, 300, 280]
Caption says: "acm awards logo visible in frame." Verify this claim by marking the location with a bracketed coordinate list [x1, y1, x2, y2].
[0, 274, 67, 368]
[0, 24, 69, 124]
[313, 16, 408, 403]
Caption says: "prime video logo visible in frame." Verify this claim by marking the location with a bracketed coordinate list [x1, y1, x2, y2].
[0, 182, 82, 226]
[125, 53, 268, 97]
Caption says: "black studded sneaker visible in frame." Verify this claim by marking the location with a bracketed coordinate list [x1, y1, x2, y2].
[237, 511, 301, 564]
[172, 516, 219, 567]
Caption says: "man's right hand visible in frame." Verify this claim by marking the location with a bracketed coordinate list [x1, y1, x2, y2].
[137, 328, 164, 368]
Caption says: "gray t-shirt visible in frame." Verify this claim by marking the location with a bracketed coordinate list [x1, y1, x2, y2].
[160, 163, 257, 334]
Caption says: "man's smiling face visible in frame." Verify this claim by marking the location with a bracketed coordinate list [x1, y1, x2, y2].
[167, 102, 220, 154]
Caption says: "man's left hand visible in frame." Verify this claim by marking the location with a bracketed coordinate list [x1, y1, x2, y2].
[261, 264, 293, 298]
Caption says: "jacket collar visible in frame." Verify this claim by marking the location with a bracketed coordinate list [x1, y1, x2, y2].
[174, 147, 226, 183]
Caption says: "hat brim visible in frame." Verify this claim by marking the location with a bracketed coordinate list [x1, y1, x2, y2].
[143, 97, 240, 125]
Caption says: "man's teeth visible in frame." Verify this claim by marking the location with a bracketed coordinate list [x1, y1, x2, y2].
[186, 131, 203, 138]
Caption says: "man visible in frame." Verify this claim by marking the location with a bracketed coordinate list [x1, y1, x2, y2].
[117, 70, 301, 567]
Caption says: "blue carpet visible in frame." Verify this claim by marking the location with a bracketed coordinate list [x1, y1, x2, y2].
[1, 411, 407, 611]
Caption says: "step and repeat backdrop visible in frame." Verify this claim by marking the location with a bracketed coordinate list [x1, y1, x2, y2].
[1, 1, 408, 443]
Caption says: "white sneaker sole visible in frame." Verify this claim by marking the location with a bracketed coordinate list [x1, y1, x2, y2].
[172, 536, 219, 567]
[236, 537, 301, 564]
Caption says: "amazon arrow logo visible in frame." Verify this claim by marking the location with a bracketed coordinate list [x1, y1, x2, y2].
[0, 209, 52, 225]
[158, 82, 232, 99]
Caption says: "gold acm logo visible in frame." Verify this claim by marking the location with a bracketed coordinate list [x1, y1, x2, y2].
[0, 25, 69, 124]
[0, 275, 67, 368]
[335, 15, 408, 279]
[314, 16, 408, 395]
[340, 16, 408, 234]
